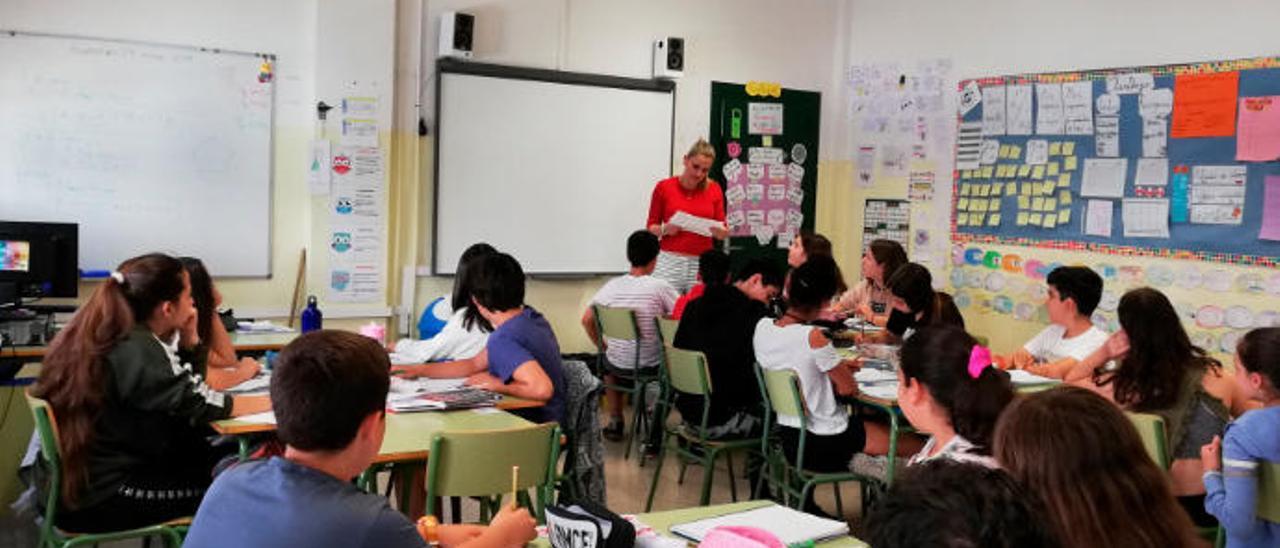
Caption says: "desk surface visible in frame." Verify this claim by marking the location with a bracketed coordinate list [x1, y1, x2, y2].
[213, 406, 535, 464]
[9, 330, 299, 361]
[534, 501, 867, 547]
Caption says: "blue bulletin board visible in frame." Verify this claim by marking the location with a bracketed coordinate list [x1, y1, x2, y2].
[952, 56, 1280, 267]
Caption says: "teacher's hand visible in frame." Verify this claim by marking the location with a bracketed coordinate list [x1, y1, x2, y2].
[709, 224, 729, 239]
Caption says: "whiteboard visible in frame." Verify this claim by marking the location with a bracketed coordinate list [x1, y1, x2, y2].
[434, 65, 674, 275]
[0, 31, 273, 276]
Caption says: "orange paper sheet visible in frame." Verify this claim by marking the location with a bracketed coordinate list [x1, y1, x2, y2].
[1172, 71, 1240, 138]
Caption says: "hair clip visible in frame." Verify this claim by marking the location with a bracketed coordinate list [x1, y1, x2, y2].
[110, 271, 125, 284]
[968, 345, 993, 379]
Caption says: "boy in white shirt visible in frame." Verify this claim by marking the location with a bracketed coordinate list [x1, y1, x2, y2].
[1000, 266, 1107, 379]
[581, 230, 679, 440]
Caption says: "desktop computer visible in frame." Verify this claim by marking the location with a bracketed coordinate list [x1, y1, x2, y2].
[0, 221, 78, 345]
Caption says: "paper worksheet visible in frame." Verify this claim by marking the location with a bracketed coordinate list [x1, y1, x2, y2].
[1122, 198, 1170, 238]
[982, 85, 1007, 135]
[1006, 84, 1033, 135]
[1062, 81, 1094, 135]
[1081, 158, 1128, 198]
[1085, 200, 1114, 238]
[667, 211, 725, 237]
[1036, 83, 1065, 134]
[1135, 158, 1169, 187]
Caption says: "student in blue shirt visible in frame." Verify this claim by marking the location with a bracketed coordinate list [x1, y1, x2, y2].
[185, 330, 536, 548]
[392, 252, 566, 426]
[1202, 327, 1280, 548]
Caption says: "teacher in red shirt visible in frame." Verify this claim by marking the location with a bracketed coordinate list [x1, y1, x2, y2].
[646, 139, 729, 293]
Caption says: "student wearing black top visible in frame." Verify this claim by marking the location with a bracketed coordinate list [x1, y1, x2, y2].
[672, 259, 783, 437]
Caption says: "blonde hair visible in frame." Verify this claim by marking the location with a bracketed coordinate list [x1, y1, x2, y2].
[685, 139, 716, 161]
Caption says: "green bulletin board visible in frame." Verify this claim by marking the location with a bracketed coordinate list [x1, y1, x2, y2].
[708, 81, 821, 269]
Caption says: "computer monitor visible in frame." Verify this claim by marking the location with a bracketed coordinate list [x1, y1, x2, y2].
[0, 221, 78, 307]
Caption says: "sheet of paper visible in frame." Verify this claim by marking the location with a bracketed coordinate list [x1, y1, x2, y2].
[1135, 158, 1169, 187]
[1123, 198, 1171, 238]
[1025, 139, 1049, 165]
[748, 103, 784, 135]
[955, 123, 982, 170]
[668, 211, 723, 237]
[1142, 117, 1169, 158]
[1261, 175, 1280, 241]
[1085, 199, 1113, 237]
[1237, 96, 1280, 161]
[1058, 208, 1071, 224]
[1062, 81, 1094, 135]
[1096, 93, 1121, 116]
[1064, 156, 1078, 171]
[1190, 204, 1244, 225]
[236, 411, 277, 425]
[1193, 165, 1248, 186]
[1172, 71, 1240, 138]
[1036, 83, 1065, 134]
[1139, 88, 1174, 118]
[1095, 116, 1120, 157]
[960, 80, 982, 115]
[1107, 73, 1155, 95]
[982, 85, 1007, 136]
[308, 140, 332, 195]
[1081, 158, 1128, 198]
[980, 139, 1000, 165]
[1006, 84, 1033, 135]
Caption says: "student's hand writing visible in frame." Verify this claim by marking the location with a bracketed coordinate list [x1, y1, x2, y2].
[1200, 435, 1222, 472]
[465, 372, 502, 391]
[483, 504, 537, 547]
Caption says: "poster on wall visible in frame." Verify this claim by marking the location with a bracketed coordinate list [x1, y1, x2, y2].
[864, 199, 910, 251]
[328, 145, 386, 302]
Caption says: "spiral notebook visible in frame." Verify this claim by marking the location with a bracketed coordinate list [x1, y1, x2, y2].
[668, 504, 849, 545]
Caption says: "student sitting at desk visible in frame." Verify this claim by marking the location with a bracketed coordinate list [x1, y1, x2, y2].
[862, 262, 963, 343]
[830, 238, 907, 327]
[754, 255, 893, 515]
[178, 256, 260, 390]
[31, 253, 270, 532]
[391, 252, 566, 426]
[671, 249, 730, 320]
[390, 243, 497, 364]
[997, 265, 1107, 379]
[897, 326, 1014, 468]
[185, 330, 536, 548]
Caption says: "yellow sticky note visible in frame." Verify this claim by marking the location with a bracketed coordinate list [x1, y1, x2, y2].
[1058, 174, 1071, 188]
[1045, 198, 1057, 211]
[1064, 156, 1078, 171]
[1043, 181, 1057, 194]
[1029, 212, 1043, 225]
[989, 198, 1002, 212]
[1063, 142, 1076, 156]
[957, 214, 969, 226]
[999, 145, 1012, 158]
[1032, 165, 1046, 180]
[1042, 215, 1057, 229]
[1032, 196, 1046, 211]
[1047, 162, 1060, 176]
[1021, 182, 1033, 195]
[1058, 208, 1071, 224]
[1011, 145, 1023, 160]
[995, 165, 1007, 178]
[1018, 165, 1032, 177]
[957, 198, 970, 211]
[988, 213, 1002, 226]
[960, 184, 972, 196]
[1005, 183, 1017, 196]
[762, 136, 773, 147]
[1018, 195, 1031, 209]
[971, 213, 985, 226]
[1049, 142, 1062, 156]
[991, 182, 1003, 195]
[981, 166, 994, 178]
[961, 170, 973, 180]
[983, 184, 995, 197]
[1016, 212, 1029, 225]
[976, 200, 988, 213]
[1059, 190, 1072, 205]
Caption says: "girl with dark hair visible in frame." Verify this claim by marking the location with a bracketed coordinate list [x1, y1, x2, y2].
[995, 386, 1202, 548]
[1202, 327, 1280, 547]
[753, 255, 893, 515]
[867, 262, 964, 342]
[177, 257, 260, 390]
[786, 232, 847, 294]
[390, 243, 498, 364]
[1066, 286, 1234, 525]
[833, 239, 907, 326]
[897, 326, 1014, 467]
[32, 253, 269, 532]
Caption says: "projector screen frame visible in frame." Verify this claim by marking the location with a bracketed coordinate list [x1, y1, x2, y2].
[431, 58, 677, 276]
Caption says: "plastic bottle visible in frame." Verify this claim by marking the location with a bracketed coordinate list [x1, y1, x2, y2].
[300, 295, 323, 333]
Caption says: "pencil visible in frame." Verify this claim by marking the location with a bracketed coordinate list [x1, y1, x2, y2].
[511, 465, 519, 507]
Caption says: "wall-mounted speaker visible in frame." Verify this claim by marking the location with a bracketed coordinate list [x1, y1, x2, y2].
[439, 11, 474, 59]
[652, 37, 684, 79]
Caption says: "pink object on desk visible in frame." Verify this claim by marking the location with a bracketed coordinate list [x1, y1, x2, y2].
[359, 322, 386, 344]
[700, 526, 785, 548]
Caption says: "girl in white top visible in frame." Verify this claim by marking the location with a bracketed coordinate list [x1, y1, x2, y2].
[390, 243, 497, 364]
[755, 256, 896, 487]
[831, 239, 908, 327]
[898, 325, 1016, 468]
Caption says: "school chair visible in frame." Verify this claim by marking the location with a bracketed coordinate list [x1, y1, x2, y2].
[644, 346, 761, 511]
[1129, 411, 1222, 542]
[640, 316, 682, 466]
[591, 304, 662, 460]
[425, 423, 561, 522]
[755, 367, 874, 518]
[24, 391, 188, 548]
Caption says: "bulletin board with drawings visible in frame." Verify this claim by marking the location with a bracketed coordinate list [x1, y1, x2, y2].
[710, 81, 820, 268]
[951, 55, 1280, 267]
[863, 199, 910, 251]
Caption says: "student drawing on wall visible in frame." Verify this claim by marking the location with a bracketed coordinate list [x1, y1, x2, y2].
[331, 232, 352, 253]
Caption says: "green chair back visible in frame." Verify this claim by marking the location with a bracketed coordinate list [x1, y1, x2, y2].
[655, 317, 679, 346]
[1259, 462, 1280, 523]
[664, 347, 711, 397]
[25, 390, 185, 547]
[1127, 412, 1170, 470]
[760, 368, 806, 426]
[593, 305, 640, 342]
[426, 423, 561, 519]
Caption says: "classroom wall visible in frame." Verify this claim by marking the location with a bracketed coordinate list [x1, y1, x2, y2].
[399, 0, 853, 351]
[843, 0, 1280, 357]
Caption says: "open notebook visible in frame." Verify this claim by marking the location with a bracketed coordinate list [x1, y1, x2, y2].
[669, 504, 849, 545]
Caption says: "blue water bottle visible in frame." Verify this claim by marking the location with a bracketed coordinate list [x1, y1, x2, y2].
[300, 295, 323, 333]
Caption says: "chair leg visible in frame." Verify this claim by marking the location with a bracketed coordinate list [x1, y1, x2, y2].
[699, 448, 716, 506]
[677, 458, 690, 484]
[623, 387, 640, 460]
[833, 482, 844, 518]
[725, 450, 739, 502]
[644, 432, 669, 511]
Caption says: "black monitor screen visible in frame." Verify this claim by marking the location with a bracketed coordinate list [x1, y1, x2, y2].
[1, 240, 31, 272]
[0, 222, 78, 299]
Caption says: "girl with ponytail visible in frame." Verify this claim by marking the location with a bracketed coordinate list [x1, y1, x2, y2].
[896, 325, 1015, 467]
[32, 253, 269, 532]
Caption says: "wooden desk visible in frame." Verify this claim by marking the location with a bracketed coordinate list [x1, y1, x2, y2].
[533, 500, 867, 547]
[7, 330, 299, 363]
